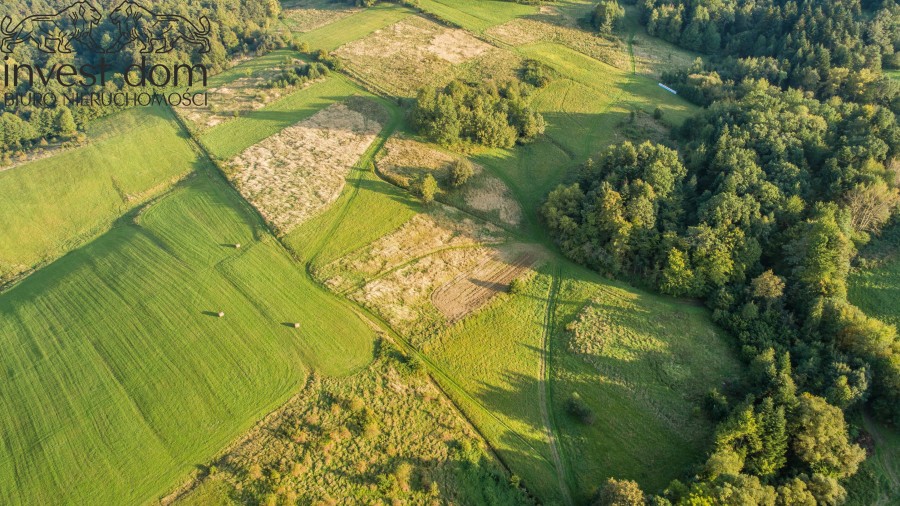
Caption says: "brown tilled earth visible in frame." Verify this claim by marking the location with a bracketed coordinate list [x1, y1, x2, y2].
[432, 244, 546, 322]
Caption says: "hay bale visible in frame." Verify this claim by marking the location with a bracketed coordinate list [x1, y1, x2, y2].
[234, 243, 241, 249]
[293, 322, 301, 329]
[217, 311, 225, 318]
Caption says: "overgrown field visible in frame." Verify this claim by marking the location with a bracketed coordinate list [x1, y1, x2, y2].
[176, 344, 533, 505]
[0, 106, 199, 282]
[178, 49, 311, 133]
[0, 174, 375, 504]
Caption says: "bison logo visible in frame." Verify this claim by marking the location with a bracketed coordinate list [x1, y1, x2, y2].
[107, 0, 211, 54]
[0, 1, 102, 54]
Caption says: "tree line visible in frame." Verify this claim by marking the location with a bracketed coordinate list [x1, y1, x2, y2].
[546, 1, 900, 504]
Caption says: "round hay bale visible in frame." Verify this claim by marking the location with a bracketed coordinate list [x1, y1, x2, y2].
[293, 322, 301, 329]
[217, 311, 225, 318]
[234, 243, 241, 249]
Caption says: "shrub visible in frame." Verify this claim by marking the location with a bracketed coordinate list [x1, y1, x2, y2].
[449, 158, 475, 187]
[522, 59, 554, 88]
[415, 174, 439, 203]
[565, 392, 595, 425]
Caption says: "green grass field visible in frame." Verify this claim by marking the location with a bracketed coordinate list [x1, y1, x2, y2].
[847, 230, 900, 504]
[0, 106, 199, 281]
[428, 267, 563, 503]
[199, 74, 367, 159]
[550, 262, 740, 498]
[849, 226, 900, 328]
[416, 0, 537, 33]
[0, 170, 374, 504]
[294, 3, 413, 51]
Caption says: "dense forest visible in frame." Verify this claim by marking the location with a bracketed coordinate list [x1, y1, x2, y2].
[0, 0, 283, 156]
[545, 0, 900, 504]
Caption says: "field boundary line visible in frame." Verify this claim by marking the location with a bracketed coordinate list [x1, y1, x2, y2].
[346, 301, 556, 468]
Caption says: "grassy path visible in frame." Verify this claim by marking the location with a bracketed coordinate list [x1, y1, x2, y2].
[539, 266, 574, 505]
[863, 413, 900, 504]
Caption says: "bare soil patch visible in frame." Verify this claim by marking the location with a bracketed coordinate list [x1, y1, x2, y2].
[229, 100, 382, 234]
[335, 16, 494, 96]
[432, 244, 545, 323]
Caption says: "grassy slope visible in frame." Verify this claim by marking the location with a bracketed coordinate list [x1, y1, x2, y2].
[428, 268, 563, 503]
[296, 3, 414, 51]
[0, 170, 374, 504]
[844, 414, 900, 505]
[416, 0, 537, 33]
[0, 106, 198, 279]
[200, 75, 365, 160]
[847, 228, 900, 503]
[551, 262, 739, 498]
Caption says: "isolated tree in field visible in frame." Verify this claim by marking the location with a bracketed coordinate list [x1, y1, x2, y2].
[592, 1, 625, 35]
[417, 174, 438, 203]
[450, 158, 475, 187]
[594, 477, 644, 506]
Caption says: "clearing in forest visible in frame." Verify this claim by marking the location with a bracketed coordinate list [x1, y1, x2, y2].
[228, 100, 383, 234]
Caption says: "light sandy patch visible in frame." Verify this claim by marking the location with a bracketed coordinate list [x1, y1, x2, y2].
[229, 102, 381, 234]
[335, 16, 496, 96]
[432, 244, 545, 323]
[463, 176, 523, 226]
[426, 29, 492, 64]
[322, 205, 505, 293]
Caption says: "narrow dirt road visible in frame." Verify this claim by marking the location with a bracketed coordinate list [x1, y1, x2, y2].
[539, 267, 574, 506]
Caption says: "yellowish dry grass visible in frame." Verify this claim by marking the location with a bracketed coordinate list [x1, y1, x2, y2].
[229, 102, 381, 234]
